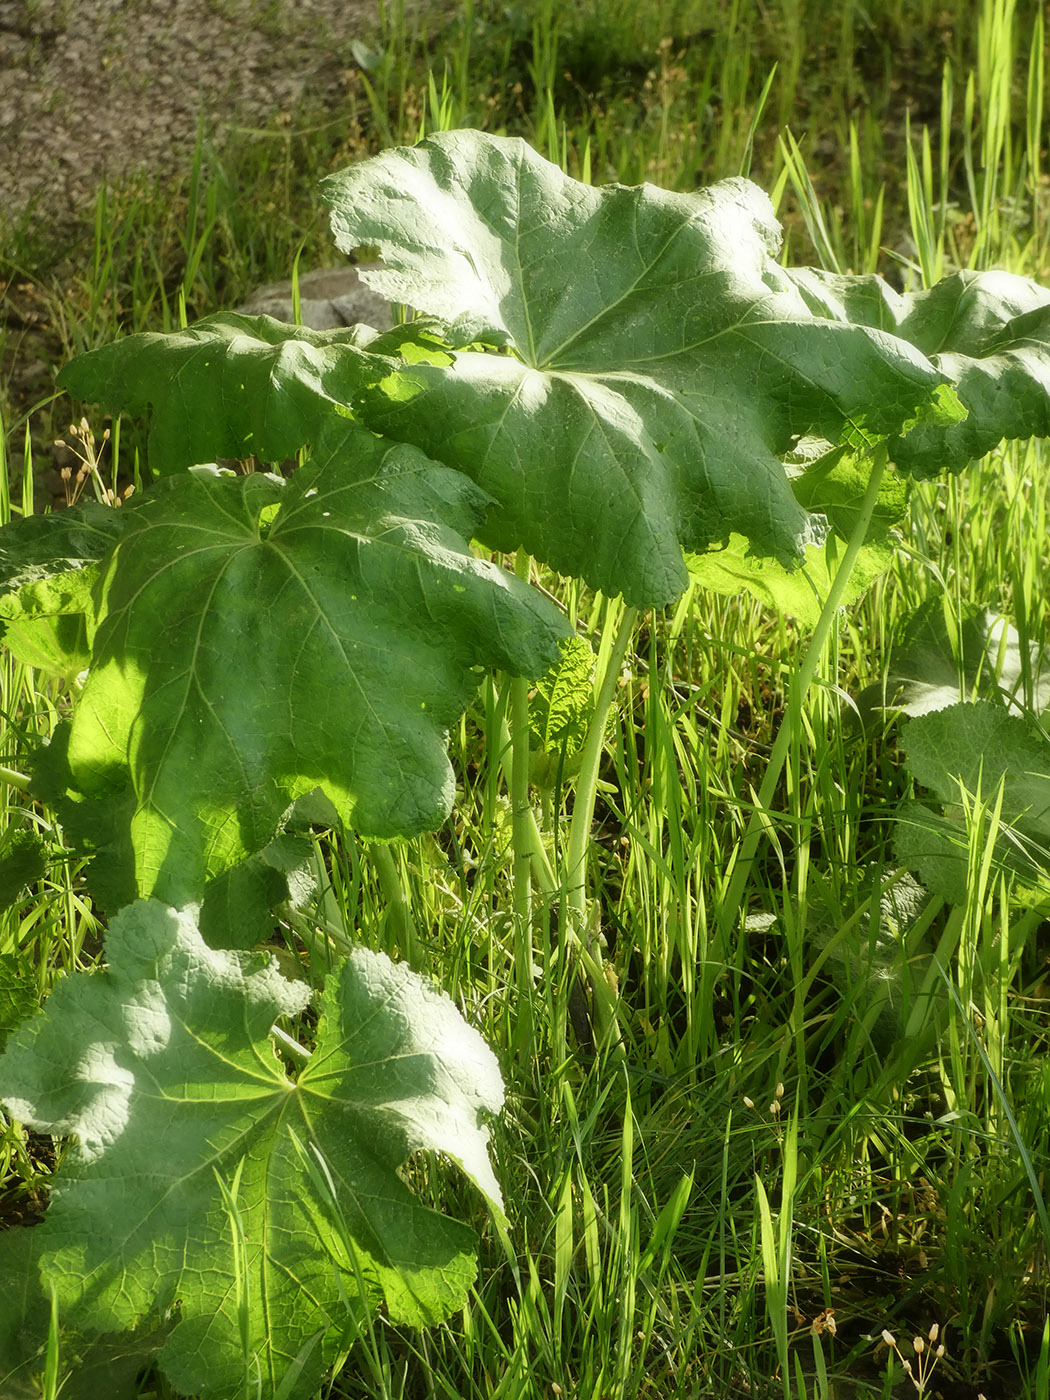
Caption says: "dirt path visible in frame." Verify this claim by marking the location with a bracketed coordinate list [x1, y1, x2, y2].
[0, 0, 391, 235]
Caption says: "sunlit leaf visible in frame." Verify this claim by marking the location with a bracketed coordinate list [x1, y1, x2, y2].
[0, 901, 504, 1400]
[322, 131, 952, 605]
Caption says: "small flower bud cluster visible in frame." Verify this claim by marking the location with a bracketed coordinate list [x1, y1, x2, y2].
[878, 1323, 950, 1396]
[742, 1081, 786, 1142]
[53, 417, 133, 509]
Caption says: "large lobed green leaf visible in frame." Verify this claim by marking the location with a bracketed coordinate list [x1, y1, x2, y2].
[853, 597, 1050, 730]
[0, 1226, 173, 1400]
[896, 699, 1050, 902]
[43, 429, 567, 903]
[788, 266, 1050, 475]
[0, 499, 126, 676]
[685, 437, 911, 626]
[57, 133, 1050, 615]
[320, 130, 959, 605]
[56, 314, 393, 475]
[0, 900, 505, 1400]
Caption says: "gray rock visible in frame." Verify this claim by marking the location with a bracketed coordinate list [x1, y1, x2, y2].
[236, 264, 394, 333]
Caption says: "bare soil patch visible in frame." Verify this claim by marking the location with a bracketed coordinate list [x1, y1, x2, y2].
[0, 0, 388, 234]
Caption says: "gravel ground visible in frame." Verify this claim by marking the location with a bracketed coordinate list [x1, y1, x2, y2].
[0, 0, 391, 234]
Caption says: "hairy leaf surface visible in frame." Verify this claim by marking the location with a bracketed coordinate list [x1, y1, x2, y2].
[57, 432, 568, 902]
[0, 1226, 171, 1400]
[0, 901, 505, 1400]
[321, 130, 951, 604]
[0, 952, 39, 1053]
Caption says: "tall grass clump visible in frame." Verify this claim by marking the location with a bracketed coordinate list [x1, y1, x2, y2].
[1, 1, 1049, 1397]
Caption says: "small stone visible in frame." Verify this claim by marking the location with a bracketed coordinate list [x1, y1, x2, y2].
[236, 264, 394, 333]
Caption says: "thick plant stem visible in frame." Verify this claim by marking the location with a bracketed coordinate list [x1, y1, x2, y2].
[509, 672, 536, 1048]
[507, 553, 543, 1049]
[494, 697, 558, 894]
[369, 841, 422, 967]
[561, 600, 638, 1049]
[565, 601, 638, 923]
[510, 676, 534, 924]
[271, 1024, 312, 1068]
[511, 551, 536, 931]
[717, 444, 890, 939]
